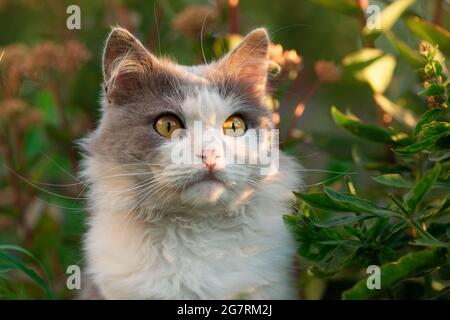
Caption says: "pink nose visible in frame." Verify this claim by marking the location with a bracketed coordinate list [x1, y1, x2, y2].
[200, 150, 218, 170]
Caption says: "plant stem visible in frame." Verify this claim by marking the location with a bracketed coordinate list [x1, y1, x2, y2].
[356, 0, 374, 48]
[410, 219, 438, 241]
[433, 0, 443, 27]
[228, 0, 239, 34]
[388, 194, 438, 241]
[48, 83, 78, 175]
[424, 274, 432, 299]
[285, 80, 321, 140]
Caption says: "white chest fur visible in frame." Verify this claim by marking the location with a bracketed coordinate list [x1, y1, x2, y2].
[85, 206, 296, 299]
[82, 154, 301, 299]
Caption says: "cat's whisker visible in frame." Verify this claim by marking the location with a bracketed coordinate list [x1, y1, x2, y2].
[105, 176, 159, 197]
[39, 150, 78, 181]
[35, 197, 85, 212]
[153, 0, 161, 56]
[280, 168, 357, 175]
[301, 175, 347, 188]
[119, 177, 173, 234]
[25, 180, 83, 187]
[146, 176, 185, 207]
[4, 165, 89, 200]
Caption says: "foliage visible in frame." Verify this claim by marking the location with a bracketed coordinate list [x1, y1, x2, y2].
[287, 0, 450, 300]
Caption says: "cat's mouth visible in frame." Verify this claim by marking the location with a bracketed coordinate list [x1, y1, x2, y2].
[185, 171, 224, 188]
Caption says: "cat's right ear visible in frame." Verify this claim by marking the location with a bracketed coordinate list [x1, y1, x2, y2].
[102, 27, 155, 104]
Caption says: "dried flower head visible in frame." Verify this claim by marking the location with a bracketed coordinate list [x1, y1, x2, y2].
[0, 0, 39, 10]
[0, 98, 29, 122]
[16, 108, 42, 130]
[172, 5, 218, 39]
[268, 43, 302, 82]
[1, 41, 90, 96]
[0, 44, 28, 96]
[22, 40, 90, 80]
[314, 60, 342, 83]
[0, 98, 43, 131]
[269, 43, 302, 80]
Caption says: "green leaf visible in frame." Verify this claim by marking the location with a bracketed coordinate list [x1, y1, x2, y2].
[372, 174, 415, 188]
[373, 93, 417, 128]
[295, 189, 400, 218]
[429, 150, 450, 162]
[342, 49, 396, 93]
[395, 130, 450, 154]
[363, 217, 389, 242]
[342, 248, 446, 299]
[324, 187, 400, 217]
[409, 239, 448, 248]
[310, 0, 361, 18]
[294, 192, 349, 212]
[380, 220, 409, 242]
[342, 48, 384, 71]
[331, 106, 406, 145]
[385, 31, 422, 67]
[424, 60, 443, 77]
[422, 122, 450, 138]
[421, 83, 445, 97]
[343, 225, 360, 238]
[34, 90, 58, 126]
[309, 242, 360, 277]
[0, 250, 54, 299]
[406, 16, 450, 57]
[437, 195, 450, 216]
[404, 164, 442, 213]
[363, 0, 416, 41]
[315, 214, 377, 227]
[413, 108, 446, 138]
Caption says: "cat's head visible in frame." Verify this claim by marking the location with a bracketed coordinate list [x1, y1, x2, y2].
[85, 27, 280, 212]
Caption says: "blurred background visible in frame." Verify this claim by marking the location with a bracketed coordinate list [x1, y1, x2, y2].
[0, 0, 449, 299]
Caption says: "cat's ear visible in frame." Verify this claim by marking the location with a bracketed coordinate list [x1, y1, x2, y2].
[102, 27, 155, 104]
[216, 28, 270, 101]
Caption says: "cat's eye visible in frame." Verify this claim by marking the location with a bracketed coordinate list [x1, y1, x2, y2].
[223, 115, 247, 137]
[154, 114, 183, 138]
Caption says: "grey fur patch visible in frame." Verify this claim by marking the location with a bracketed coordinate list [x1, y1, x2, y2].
[83, 27, 272, 166]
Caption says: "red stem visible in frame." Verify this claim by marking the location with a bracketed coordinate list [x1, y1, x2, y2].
[285, 80, 322, 140]
[228, 0, 239, 34]
[433, 0, 443, 26]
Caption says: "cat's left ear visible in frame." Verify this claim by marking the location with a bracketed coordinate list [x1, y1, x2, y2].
[102, 27, 156, 104]
[216, 28, 270, 101]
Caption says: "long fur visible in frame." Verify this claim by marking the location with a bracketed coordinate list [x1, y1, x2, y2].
[79, 27, 302, 299]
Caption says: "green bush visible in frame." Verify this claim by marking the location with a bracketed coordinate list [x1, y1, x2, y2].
[287, 0, 450, 300]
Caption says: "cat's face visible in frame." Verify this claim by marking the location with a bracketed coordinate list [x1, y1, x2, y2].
[87, 28, 278, 211]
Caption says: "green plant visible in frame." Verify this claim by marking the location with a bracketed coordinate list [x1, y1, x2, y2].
[0, 245, 54, 299]
[287, 3, 450, 298]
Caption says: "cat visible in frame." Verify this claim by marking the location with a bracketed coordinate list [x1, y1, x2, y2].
[79, 26, 302, 299]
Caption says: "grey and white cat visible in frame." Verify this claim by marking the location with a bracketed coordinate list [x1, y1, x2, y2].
[80, 27, 302, 299]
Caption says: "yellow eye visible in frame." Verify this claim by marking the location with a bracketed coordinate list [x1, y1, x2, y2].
[154, 114, 183, 138]
[223, 115, 247, 137]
